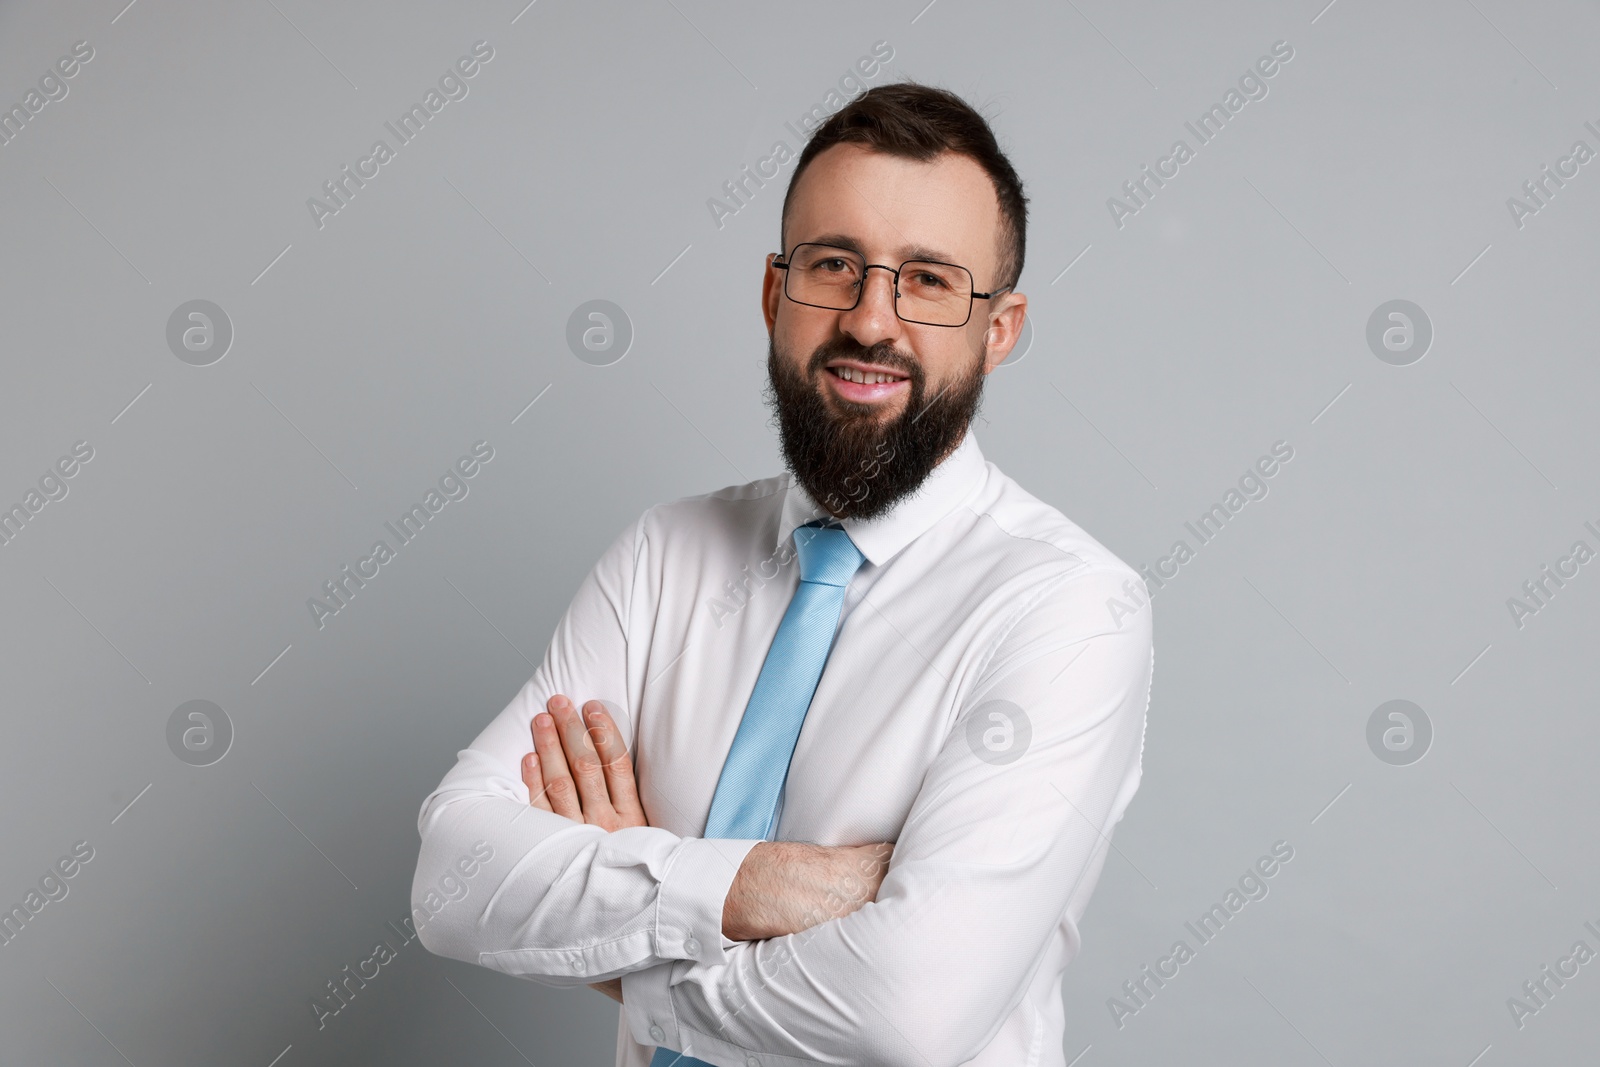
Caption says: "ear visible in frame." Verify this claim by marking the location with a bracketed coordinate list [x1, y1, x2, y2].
[762, 253, 783, 336]
[981, 291, 1027, 373]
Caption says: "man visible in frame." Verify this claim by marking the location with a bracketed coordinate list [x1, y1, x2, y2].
[413, 82, 1153, 1067]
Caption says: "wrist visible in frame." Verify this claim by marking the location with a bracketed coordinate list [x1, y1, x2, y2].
[724, 841, 817, 941]
[723, 841, 886, 942]
[722, 841, 781, 941]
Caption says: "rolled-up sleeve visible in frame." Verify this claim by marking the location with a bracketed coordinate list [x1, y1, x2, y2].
[412, 510, 763, 984]
[620, 566, 1154, 1067]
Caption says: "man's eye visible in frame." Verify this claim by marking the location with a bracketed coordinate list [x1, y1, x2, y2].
[914, 272, 947, 289]
[818, 259, 852, 273]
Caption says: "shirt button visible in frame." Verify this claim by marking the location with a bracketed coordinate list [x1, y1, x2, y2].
[648, 1024, 666, 1043]
[684, 936, 701, 955]
[570, 957, 586, 974]
[746, 1057, 761, 1066]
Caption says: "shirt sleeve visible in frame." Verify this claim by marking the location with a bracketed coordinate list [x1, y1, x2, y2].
[411, 509, 764, 984]
[619, 565, 1154, 1067]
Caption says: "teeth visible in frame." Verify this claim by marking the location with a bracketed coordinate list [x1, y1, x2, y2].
[835, 367, 901, 385]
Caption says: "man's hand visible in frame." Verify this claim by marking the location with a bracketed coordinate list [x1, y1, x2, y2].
[589, 978, 623, 1004]
[521, 695, 646, 831]
[722, 840, 894, 942]
[519, 695, 645, 1004]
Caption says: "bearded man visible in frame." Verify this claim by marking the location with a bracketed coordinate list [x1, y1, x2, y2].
[413, 82, 1154, 1067]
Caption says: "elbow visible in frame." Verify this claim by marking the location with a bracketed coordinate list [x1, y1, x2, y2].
[407, 869, 462, 964]
[413, 916, 446, 960]
[409, 831, 491, 965]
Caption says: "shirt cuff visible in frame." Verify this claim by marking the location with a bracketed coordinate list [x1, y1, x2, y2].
[626, 961, 810, 1067]
[621, 960, 679, 1051]
[657, 836, 763, 965]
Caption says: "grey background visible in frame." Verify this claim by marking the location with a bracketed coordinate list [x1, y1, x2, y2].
[1, 0, 1595, 1064]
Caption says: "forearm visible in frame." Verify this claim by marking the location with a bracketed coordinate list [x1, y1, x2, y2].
[584, 840, 887, 1007]
[413, 789, 760, 982]
[722, 840, 892, 941]
[623, 826, 1081, 1067]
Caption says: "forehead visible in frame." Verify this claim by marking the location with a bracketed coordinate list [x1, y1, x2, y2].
[786, 143, 1001, 273]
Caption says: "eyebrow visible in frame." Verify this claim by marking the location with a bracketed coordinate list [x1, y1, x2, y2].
[801, 232, 961, 266]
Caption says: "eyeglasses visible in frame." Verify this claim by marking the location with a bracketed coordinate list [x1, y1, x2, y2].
[772, 242, 1011, 328]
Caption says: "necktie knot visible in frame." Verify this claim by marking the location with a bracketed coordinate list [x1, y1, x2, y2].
[794, 523, 864, 587]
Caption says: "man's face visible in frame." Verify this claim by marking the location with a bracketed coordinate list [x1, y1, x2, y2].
[762, 143, 1027, 520]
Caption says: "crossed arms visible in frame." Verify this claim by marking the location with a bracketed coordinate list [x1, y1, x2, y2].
[412, 514, 1153, 1066]
[516, 693, 895, 1003]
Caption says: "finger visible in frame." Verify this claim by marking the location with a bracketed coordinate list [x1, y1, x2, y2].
[551, 697, 616, 826]
[583, 701, 646, 826]
[522, 716, 552, 809]
[533, 705, 582, 821]
[521, 751, 553, 812]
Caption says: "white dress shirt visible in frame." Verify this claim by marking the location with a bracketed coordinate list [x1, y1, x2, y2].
[413, 429, 1154, 1067]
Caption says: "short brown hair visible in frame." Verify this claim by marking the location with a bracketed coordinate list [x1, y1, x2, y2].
[780, 82, 1029, 292]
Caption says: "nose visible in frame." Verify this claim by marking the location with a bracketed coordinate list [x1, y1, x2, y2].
[837, 263, 901, 348]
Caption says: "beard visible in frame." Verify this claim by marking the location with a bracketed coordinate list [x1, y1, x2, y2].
[763, 333, 987, 521]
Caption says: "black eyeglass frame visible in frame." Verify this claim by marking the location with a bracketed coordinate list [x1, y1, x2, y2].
[771, 242, 1013, 328]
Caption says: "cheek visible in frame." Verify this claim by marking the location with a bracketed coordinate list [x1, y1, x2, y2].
[925, 333, 986, 383]
[774, 324, 826, 377]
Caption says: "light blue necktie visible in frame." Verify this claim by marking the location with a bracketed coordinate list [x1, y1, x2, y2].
[649, 521, 865, 1067]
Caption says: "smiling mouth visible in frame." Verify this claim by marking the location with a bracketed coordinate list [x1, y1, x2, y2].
[822, 364, 911, 407]
[826, 365, 909, 385]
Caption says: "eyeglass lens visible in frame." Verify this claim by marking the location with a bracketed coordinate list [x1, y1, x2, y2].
[785, 244, 974, 326]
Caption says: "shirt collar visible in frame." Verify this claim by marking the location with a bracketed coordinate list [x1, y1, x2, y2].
[777, 430, 987, 569]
